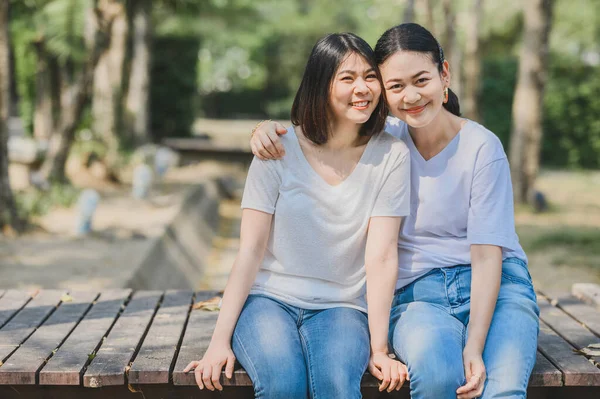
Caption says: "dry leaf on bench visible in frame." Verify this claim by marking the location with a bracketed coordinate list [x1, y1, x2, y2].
[574, 343, 600, 357]
[192, 296, 222, 311]
[61, 294, 73, 302]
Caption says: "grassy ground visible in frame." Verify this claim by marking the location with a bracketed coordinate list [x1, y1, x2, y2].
[516, 169, 600, 291]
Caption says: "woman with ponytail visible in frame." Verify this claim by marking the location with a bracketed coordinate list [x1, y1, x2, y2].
[251, 23, 538, 399]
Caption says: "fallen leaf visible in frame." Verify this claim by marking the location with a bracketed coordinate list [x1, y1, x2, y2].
[574, 345, 600, 357]
[581, 348, 600, 356]
[61, 294, 73, 302]
[192, 296, 222, 311]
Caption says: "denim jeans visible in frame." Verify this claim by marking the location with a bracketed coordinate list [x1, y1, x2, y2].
[232, 294, 370, 399]
[389, 258, 540, 399]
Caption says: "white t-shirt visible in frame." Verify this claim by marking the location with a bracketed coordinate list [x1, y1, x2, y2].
[241, 126, 410, 312]
[384, 117, 527, 290]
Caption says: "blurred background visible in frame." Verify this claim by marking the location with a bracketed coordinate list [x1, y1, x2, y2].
[0, 0, 598, 292]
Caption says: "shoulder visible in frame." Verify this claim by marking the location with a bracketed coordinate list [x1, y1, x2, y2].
[384, 116, 408, 140]
[461, 120, 507, 165]
[372, 130, 410, 164]
[279, 125, 298, 148]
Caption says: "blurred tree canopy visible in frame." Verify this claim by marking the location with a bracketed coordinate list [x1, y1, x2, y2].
[8, 0, 600, 169]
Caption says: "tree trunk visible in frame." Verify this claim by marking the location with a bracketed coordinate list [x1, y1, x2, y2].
[40, 0, 121, 183]
[509, 0, 554, 204]
[440, 0, 462, 100]
[123, 0, 151, 146]
[403, 0, 415, 23]
[424, 0, 436, 34]
[33, 40, 57, 141]
[440, 0, 455, 64]
[463, 0, 484, 121]
[92, 0, 128, 167]
[0, 0, 21, 233]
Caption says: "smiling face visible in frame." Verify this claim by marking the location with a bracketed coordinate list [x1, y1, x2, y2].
[328, 52, 382, 128]
[379, 50, 449, 128]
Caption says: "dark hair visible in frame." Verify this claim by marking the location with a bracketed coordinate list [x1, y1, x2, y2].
[291, 33, 388, 145]
[374, 23, 461, 116]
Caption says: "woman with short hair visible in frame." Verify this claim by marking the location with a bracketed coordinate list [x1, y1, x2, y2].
[185, 32, 411, 398]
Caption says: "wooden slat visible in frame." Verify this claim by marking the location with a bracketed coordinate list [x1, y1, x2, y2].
[128, 290, 193, 384]
[572, 284, 600, 310]
[543, 292, 600, 338]
[537, 320, 600, 386]
[39, 289, 132, 386]
[529, 351, 563, 387]
[0, 290, 65, 365]
[83, 291, 162, 387]
[171, 292, 251, 386]
[538, 297, 600, 366]
[0, 291, 99, 385]
[0, 290, 35, 329]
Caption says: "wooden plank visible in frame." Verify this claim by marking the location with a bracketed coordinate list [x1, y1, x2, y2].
[0, 291, 99, 385]
[537, 320, 600, 386]
[83, 291, 163, 388]
[128, 290, 193, 384]
[572, 283, 600, 310]
[538, 296, 600, 366]
[39, 289, 132, 386]
[529, 351, 563, 387]
[0, 290, 65, 365]
[171, 292, 249, 386]
[543, 292, 600, 338]
[0, 290, 35, 329]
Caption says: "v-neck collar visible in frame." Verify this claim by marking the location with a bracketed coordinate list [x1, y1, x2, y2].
[289, 126, 378, 189]
[404, 120, 471, 166]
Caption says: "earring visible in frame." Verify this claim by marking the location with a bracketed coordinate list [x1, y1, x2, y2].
[443, 88, 449, 104]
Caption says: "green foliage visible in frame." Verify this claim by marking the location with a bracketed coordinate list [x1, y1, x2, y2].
[9, 0, 90, 135]
[527, 228, 600, 253]
[149, 36, 200, 140]
[543, 57, 600, 169]
[15, 184, 79, 218]
[480, 57, 518, 149]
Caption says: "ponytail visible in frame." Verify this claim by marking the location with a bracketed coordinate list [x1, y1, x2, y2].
[443, 88, 461, 116]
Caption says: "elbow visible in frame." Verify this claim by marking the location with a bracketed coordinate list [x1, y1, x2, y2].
[237, 243, 266, 263]
[366, 253, 398, 279]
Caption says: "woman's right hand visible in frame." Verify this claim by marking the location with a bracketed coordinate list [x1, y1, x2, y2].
[250, 121, 288, 160]
[368, 351, 409, 392]
[183, 342, 236, 391]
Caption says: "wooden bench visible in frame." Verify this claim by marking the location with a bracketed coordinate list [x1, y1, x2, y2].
[0, 286, 599, 399]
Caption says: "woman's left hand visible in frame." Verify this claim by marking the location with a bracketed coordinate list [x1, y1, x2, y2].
[456, 345, 486, 399]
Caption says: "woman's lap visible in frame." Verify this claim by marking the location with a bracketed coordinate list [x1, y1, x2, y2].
[232, 295, 369, 399]
[390, 258, 540, 399]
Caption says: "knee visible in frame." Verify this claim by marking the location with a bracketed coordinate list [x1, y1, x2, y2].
[408, 358, 464, 399]
[318, 368, 362, 399]
[255, 375, 307, 399]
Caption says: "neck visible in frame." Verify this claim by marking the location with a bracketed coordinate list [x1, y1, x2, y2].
[408, 109, 462, 149]
[324, 119, 364, 150]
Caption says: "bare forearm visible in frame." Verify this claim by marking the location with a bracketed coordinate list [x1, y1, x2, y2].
[467, 249, 502, 352]
[366, 259, 398, 353]
[210, 251, 263, 345]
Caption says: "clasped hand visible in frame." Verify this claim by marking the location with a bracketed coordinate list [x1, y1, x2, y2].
[368, 351, 409, 392]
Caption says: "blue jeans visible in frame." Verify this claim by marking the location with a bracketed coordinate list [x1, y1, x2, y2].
[389, 258, 540, 399]
[232, 294, 370, 399]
